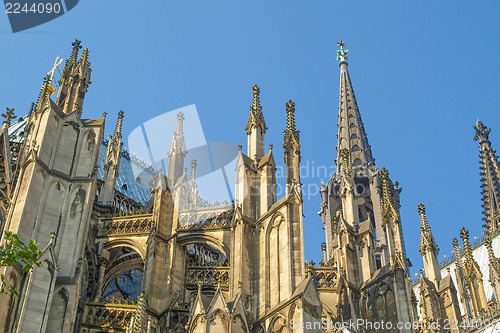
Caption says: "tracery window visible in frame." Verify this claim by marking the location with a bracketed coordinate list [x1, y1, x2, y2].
[103, 268, 143, 301]
[186, 244, 227, 267]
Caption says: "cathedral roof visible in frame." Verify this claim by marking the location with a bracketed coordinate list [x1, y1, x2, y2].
[8, 114, 155, 205]
[97, 141, 156, 204]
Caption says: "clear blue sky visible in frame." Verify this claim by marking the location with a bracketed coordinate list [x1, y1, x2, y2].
[2, 1, 500, 276]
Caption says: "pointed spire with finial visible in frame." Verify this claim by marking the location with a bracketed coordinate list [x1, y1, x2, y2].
[167, 111, 187, 187]
[79, 47, 90, 67]
[176, 111, 184, 136]
[418, 203, 441, 285]
[56, 40, 92, 116]
[245, 85, 267, 134]
[485, 233, 500, 273]
[190, 159, 197, 184]
[474, 120, 500, 233]
[113, 110, 124, 140]
[283, 99, 301, 194]
[2, 108, 16, 127]
[380, 168, 400, 223]
[335, 41, 375, 170]
[69, 39, 82, 65]
[35, 75, 52, 111]
[418, 204, 439, 255]
[452, 237, 464, 270]
[336, 40, 349, 65]
[459, 227, 489, 313]
[460, 228, 474, 264]
[284, 100, 299, 143]
[246, 85, 267, 160]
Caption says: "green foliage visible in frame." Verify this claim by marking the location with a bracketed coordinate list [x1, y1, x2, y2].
[0, 232, 43, 295]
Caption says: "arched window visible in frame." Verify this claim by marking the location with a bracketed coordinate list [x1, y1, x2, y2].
[103, 268, 143, 301]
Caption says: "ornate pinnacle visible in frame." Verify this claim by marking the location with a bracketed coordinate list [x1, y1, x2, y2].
[251, 85, 262, 113]
[474, 120, 491, 143]
[2, 107, 16, 126]
[485, 233, 496, 261]
[176, 111, 185, 136]
[190, 159, 197, 183]
[418, 203, 438, 254]
[286, 100, 295, 130]
[114, 110, 124, 138]
[72, 39, 82, 49]
[380, 167, 400, 222]
[417, 203, 426, 218]
[246, 84, 267, 134]
[418, 204, 432, 231]
[69, 39, 82, 64]
[340, 148, 350, 168]
[284, 100, 299, 142]
[380, 168, 391, 202]
[336, 40, 349, 64]
[79, 48, 90, 66]
[459, 227, 474, 262]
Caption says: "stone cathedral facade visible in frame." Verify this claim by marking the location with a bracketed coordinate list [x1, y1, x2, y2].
[1, 40, 500, 333]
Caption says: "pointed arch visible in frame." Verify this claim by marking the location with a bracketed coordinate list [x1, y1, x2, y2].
[46, 288, 69, 332]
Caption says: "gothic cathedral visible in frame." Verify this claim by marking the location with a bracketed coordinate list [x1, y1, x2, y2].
[1, 41, 500, 333]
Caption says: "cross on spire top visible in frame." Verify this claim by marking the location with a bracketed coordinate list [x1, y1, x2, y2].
[72, 39, 82, 50]
[336, 40, 349, 64]
[2, 107, 16, 126]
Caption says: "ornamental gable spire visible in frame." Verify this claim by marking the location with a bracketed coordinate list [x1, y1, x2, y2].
[418, 204, 439, 255]
[474, 120, 500, 233]
[245, 85, 267, 134]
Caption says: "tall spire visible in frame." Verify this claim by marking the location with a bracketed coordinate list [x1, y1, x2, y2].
[336, 41, 375, 168]
[167, 111, 187, 187]
[474, 120, 500, 233]
[246, 85, 267, 160]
